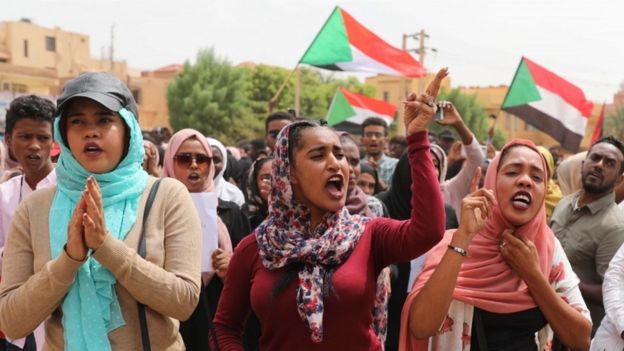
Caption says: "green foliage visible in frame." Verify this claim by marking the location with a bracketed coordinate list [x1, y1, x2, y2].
[244, 65, 375, 120]
[605, 106, 624, 141]
[436, 88, 507, 148]
[168, 49, 376, 144]
[167, 48, 254, 144]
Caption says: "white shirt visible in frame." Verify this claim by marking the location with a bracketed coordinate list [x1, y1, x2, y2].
[591, 242, 624, 350]
[0, 169, 57, 252]
[0, 169, 55, 351]
[441, 136, 485, 222]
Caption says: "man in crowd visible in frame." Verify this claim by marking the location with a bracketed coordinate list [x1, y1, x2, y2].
[265, 111, 295, 154]
[0, 95, 57, 350]
[550, 136, 624, 334]
[388, 136, 407, 159]
[360, 117, 398, 187]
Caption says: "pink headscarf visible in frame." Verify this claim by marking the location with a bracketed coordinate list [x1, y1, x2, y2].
[162, 128, 232, 282]
[162, 128, 215, 192]
[399, 139, 555, 350]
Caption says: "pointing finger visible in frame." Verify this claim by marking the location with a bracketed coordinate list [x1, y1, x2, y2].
[425, 68, 449, 98]
[470, 167, 481, 193]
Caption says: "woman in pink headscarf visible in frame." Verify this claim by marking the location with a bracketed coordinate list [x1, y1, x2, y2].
[399, 140, 591, 351]
[162, 128, 233, 350]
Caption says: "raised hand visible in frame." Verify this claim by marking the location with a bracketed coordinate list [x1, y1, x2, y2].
[456, 167, 496, 241]
[66, 195, 87, 261]
[435, 101, 464, 128]
[82, 176, 108, 250]
[403, 68, 448, 136]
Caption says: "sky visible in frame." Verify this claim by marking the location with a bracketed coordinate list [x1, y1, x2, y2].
[5, 0, 624, 102]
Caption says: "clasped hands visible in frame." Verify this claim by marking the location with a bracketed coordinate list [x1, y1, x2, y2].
[66, 176, 108, 261]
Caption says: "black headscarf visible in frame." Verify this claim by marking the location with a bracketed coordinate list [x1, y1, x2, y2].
[378, 152, 412, 220]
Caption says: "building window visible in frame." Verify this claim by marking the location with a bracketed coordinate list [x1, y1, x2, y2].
[2, 83, 27, 93]
[383, 91, 389, 102]
[132, 89, 141, 104]
[23, 40, 28, 58]
[45, 36, 56, 52]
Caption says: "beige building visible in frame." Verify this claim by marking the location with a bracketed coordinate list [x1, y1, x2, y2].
[0, 18, 176, 130]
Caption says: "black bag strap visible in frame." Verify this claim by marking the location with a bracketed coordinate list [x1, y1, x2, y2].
[137, 178, 163, 351]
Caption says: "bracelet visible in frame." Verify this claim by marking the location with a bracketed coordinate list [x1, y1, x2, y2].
[447, 244, 467, 257]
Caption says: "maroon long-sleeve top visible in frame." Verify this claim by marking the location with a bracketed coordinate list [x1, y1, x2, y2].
[213, 131, 445, 350]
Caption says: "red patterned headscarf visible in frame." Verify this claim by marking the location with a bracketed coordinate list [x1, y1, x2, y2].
[255, 121, 369, 343]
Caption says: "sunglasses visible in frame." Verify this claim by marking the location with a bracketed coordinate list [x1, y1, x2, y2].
[174, 153, 212, 167]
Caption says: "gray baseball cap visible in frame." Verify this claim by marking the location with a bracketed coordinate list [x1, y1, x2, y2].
[56, 72, 138, 119]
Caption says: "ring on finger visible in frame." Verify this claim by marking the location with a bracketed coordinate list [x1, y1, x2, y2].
[499, 241, 507, 250]
[425, 96, 435, 107]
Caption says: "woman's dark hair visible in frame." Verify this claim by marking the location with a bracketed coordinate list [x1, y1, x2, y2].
[287, 120, 324, 163]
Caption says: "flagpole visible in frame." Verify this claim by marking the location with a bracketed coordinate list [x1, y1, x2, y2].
[268, 63, 299, 113]
[325, 87, 339, 123]
[500, 57, 525, 141]
[268, 6, 339, 113]
[294, 66, 301, 116]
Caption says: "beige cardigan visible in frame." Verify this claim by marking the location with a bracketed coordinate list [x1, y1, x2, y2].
[0, 177, 201, 350]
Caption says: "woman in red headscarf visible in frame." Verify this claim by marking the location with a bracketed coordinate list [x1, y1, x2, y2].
[399, 140, 592, 351]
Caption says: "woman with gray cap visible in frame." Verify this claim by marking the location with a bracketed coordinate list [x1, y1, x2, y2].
[0, 72, 202, 350]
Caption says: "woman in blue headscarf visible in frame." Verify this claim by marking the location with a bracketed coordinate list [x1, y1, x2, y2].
[0, 72, 202, 350]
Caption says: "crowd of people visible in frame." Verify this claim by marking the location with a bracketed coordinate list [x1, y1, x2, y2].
[0, 69, 623, 351]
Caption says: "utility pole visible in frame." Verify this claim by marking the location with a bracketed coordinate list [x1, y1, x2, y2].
[414, 29, 431, 94]
[110, 24, 115, 73]
[398, 29, 433, 135]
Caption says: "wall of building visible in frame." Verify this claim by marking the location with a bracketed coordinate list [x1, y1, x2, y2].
[0, 19, 177, 131]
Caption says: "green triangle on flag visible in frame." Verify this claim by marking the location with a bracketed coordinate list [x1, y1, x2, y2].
[327, 89, 356, 126]
[501, 58, 542, 109]
[300, 7, 352, 66]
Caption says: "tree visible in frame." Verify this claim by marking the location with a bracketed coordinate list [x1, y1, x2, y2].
[605, 105, 624, 141]
[167, 48, 251, 144]
[436, 88, 506, 148]
[243, 64, 375, 120]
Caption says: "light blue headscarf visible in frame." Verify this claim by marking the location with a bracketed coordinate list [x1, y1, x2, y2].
[49, 108, 148, 351]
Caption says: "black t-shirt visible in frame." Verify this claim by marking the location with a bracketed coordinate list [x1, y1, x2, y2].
[471, 307, 547, 351]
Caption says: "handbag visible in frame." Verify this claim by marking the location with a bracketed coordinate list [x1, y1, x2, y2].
[137, 178, 163, 351]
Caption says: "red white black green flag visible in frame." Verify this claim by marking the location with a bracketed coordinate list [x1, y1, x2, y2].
[300, 6, 425, 78]
[327, 87, 396, 128]
[501, 57, 593, 151]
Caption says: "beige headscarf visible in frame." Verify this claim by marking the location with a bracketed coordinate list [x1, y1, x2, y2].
[556, 151, 587, 196]
[537, 146, 563, 222]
